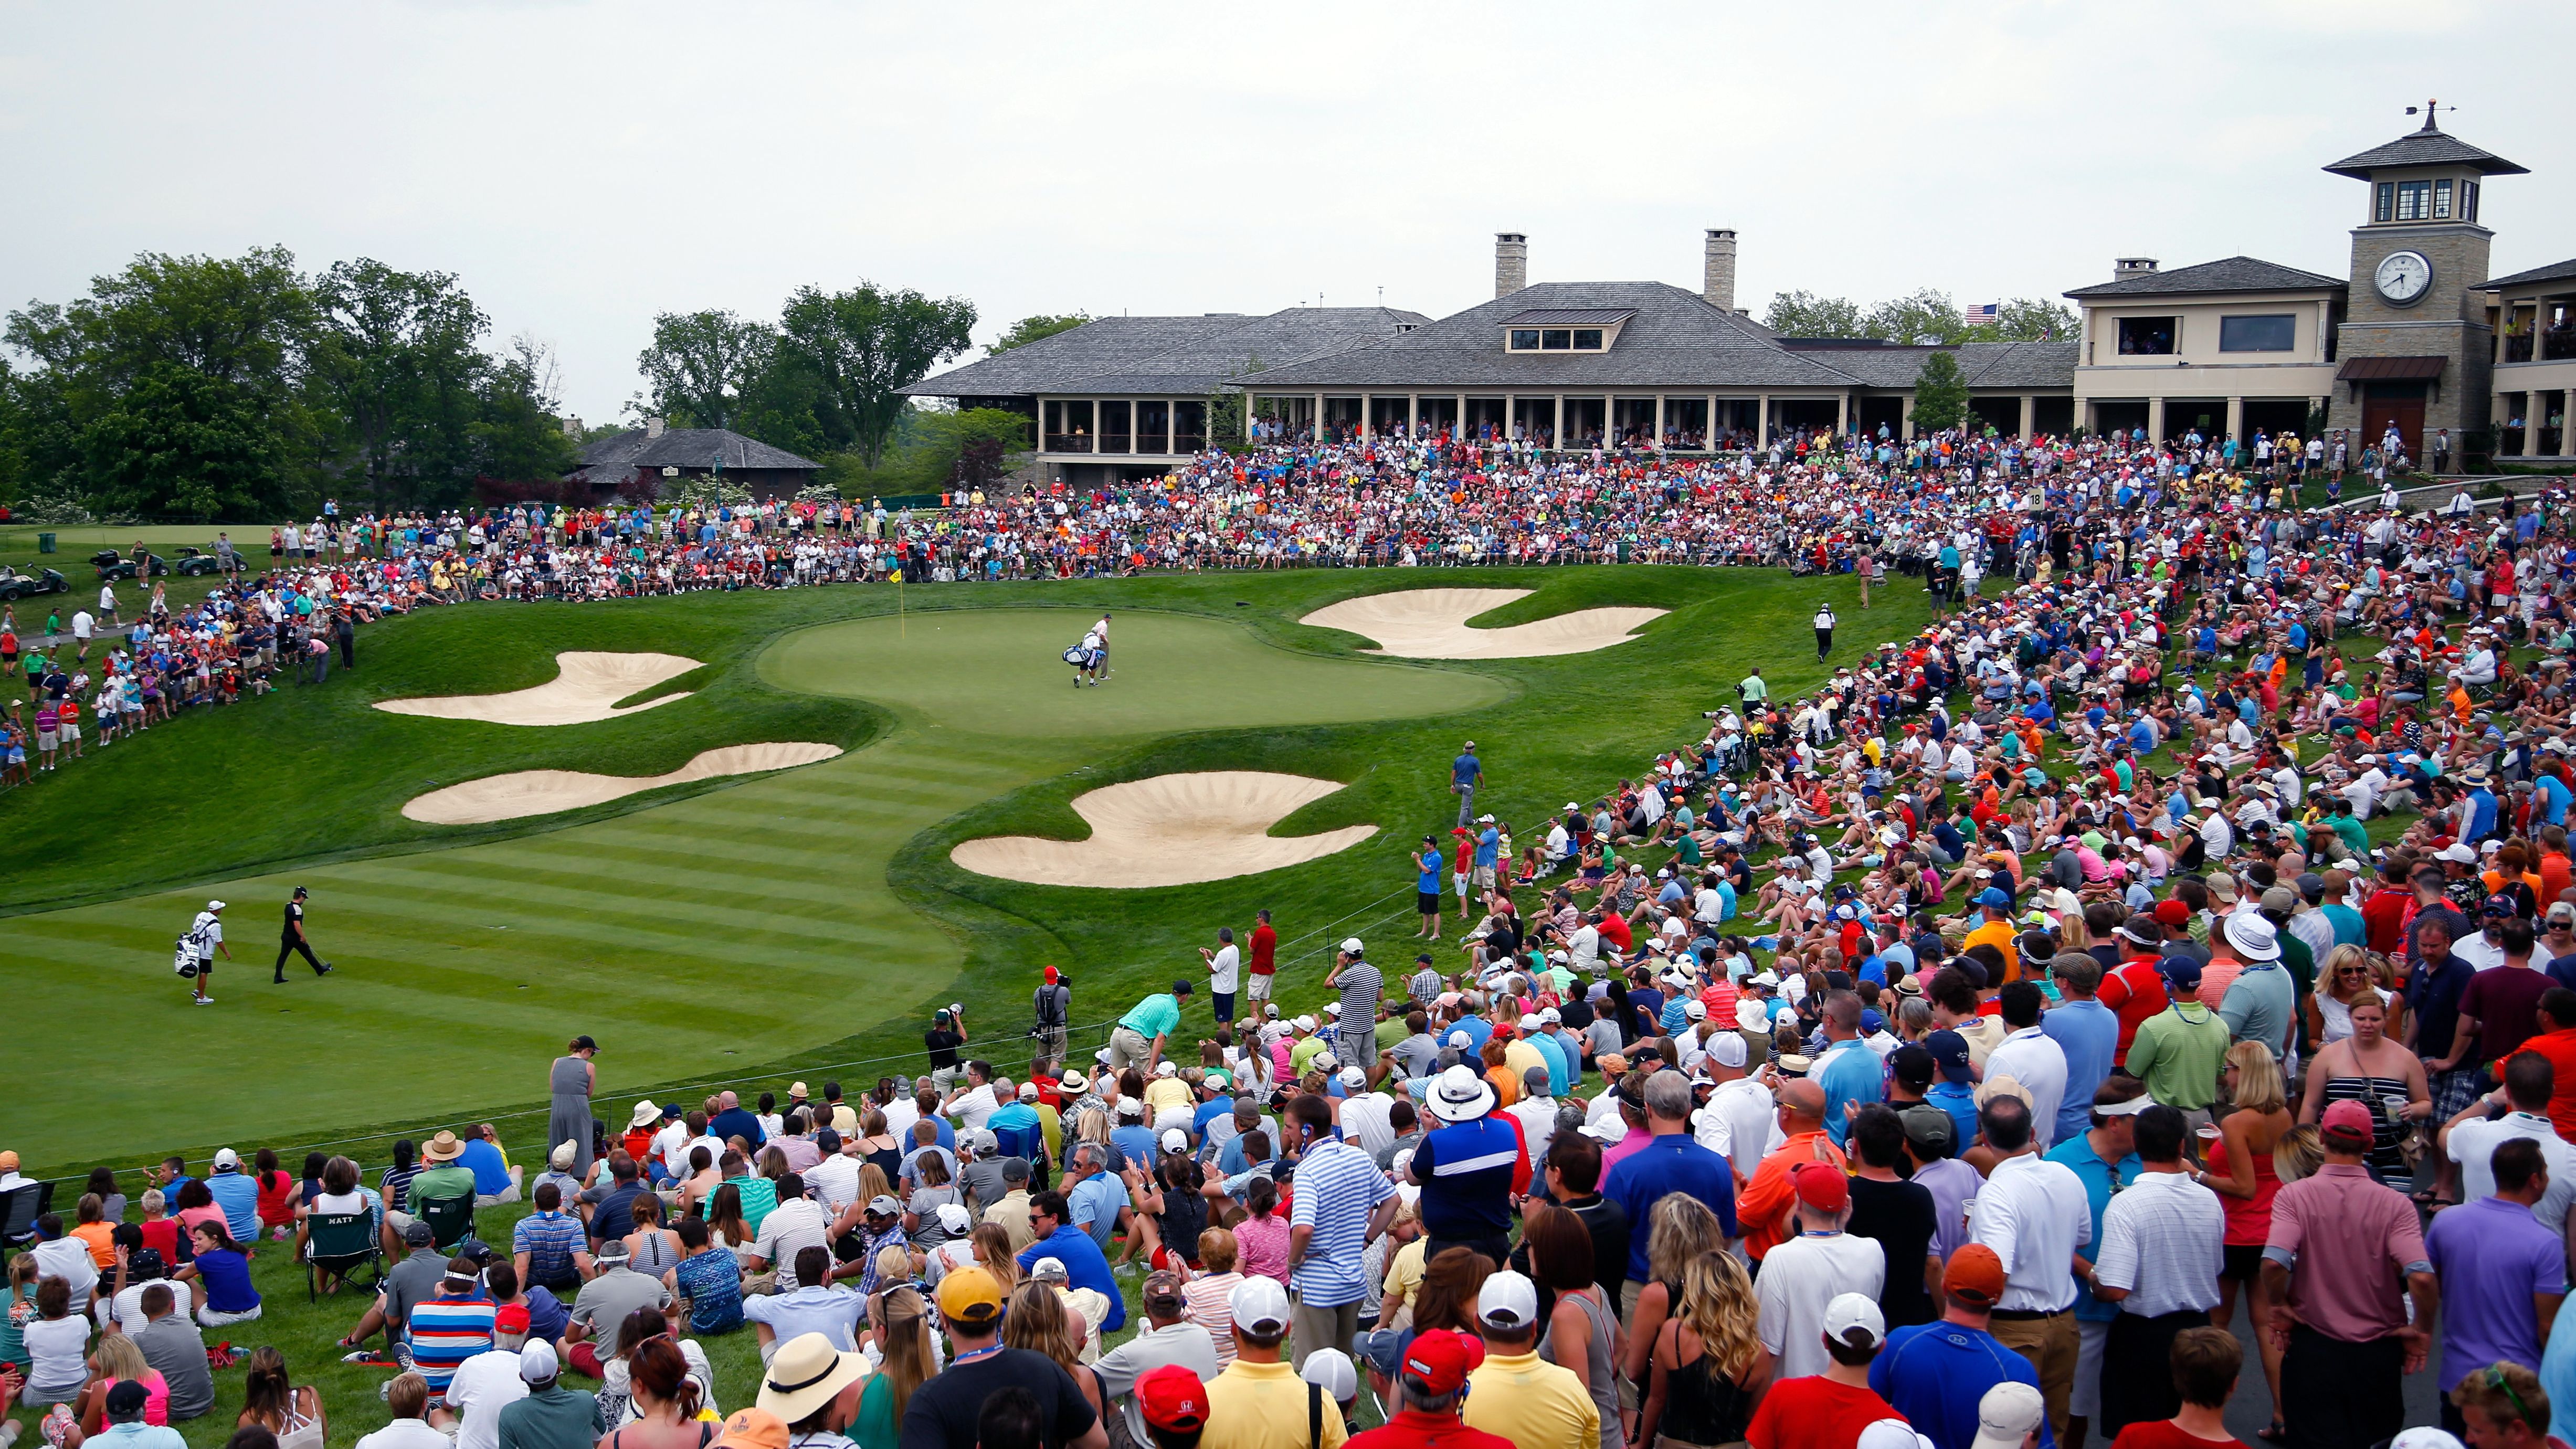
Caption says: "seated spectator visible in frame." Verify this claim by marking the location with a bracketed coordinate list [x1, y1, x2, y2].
[234, 1346, 323, 1448]
[177, 1221, 261, 1326]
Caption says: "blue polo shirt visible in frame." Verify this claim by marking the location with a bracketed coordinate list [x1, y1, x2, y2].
[1871, 1320, 2055, 1449]
[1814, 1039, 1885, 1148]
[1065, 1171, 1128, 1253]
[1016, 1223, 1125, 1333]
[1528, 1032, 1571, 1098]
[1924, 1082, 1978, 1155]
[2039, 999, 2119, 1147]
[1601, 1134, 1737, 1285]
[1412, 1116, 1524, 1243]
[1120, 993, 1183, 1040]
[2041, 1132, 2142, 1325]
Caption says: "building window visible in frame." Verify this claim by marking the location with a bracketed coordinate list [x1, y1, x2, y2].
[2434, 178, 2453, 219]
[1541, 329, 1572, 350]
[2464, 181, 2479, 221]
[1508, 329, 1540, 351]
[1572, 328, 1603, 350]
[2393, 180, 2432, 221]
[2376, 182, 2393, 222]
[2219, 315, 2296, 353]
[2116, 316, 2177, 356]
[1505, 327, 1607, 353]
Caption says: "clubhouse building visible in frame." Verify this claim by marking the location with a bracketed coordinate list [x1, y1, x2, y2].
[909, 110, 2570, 481]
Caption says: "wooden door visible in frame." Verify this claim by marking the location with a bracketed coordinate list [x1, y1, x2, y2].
[2362, 382, 2427, 460]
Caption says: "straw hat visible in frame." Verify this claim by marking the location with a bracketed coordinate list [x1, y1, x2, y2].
[756, 1332, 872, 1424]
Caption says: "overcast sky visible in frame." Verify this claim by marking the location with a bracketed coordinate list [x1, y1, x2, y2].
[5, 1, 2569, 427]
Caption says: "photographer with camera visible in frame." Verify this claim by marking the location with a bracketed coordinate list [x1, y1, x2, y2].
[1032, 967, 1071, 1059]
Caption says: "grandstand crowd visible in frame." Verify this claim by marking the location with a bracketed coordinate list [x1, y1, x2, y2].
[8, 418, 2576, 1449]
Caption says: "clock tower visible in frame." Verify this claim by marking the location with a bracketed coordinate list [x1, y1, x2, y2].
[2324, 103, 2527, 459]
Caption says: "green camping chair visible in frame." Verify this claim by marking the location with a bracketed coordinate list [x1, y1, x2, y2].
[414, 1191, 475, 1253]
[303, 1207, 383, 1300]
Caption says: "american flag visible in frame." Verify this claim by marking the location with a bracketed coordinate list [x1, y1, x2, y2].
[1961, 303, 1999, 327]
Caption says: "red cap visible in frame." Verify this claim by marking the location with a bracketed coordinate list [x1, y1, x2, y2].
[1134, 1364, 1208, 1432]
[1399, 1329, 1487, 1395]
[2320, 1099, 2376, 1144]
[493, 1304, 532, 1334]
[1791, 1160, 1850, 1213]
[2153, 898, 2192, 928]
[1043, 965, 1059, 984]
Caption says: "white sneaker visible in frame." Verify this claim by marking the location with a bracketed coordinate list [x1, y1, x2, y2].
[195, 997, 215, 1006]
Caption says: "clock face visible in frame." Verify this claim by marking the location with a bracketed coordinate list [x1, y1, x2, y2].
[2374, 250, 2433, 305]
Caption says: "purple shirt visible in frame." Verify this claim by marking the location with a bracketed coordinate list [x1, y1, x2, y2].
[2425, 1195, 2567, 1388]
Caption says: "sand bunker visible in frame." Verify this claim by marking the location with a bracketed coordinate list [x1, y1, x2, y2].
[375, 651, 703, 726]
[1298, 588, 1666, 659]
[403, 742, 844, 825]
[951, 771, 1378, 889]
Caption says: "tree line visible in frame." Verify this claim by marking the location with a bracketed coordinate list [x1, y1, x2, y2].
[1761, 289, 2075, 345]
[0, 248, 583, 522]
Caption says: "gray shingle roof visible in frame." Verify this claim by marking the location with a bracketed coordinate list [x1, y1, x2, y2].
[568, 428, 818, 483]
[902, 308, 1429, 399]
[1499, 308, 1639, 327]
[2322, 124, 2528, 180]
[2483, 258, 2576, 292]
[1237, 282, 1875, 390]
[1773, 341, 2079, 390]
[2063, 256, 2346, 299]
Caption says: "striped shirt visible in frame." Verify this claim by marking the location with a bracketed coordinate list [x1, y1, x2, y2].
[510, 1211, 586, 1286]
[2093, 1169, 2225, 1317]
[1289, 1138, 1393, 1308]
[1182, 1271, 1244, 1368]
[1412, 1117, 1526, 1242]
[1335, 962, 1383, 1056]
[405, 1295, 495, 1395]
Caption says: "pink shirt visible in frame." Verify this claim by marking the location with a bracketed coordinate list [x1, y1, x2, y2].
[1233, 1213, 1291, 1285]
[2263, 1162, 2430, 1342]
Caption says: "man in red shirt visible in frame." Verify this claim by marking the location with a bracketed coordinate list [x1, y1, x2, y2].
[2096, 913, 2172, 1061]
[1245, 908, 1278, 1013]
[2361, 861, 2415, 956]
[1747, 1293, 1908, 1449]
[1346, 1330, 1514, 1449]
[2510, 989, 2576, 1142]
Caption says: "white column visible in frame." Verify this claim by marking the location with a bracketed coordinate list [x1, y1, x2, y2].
[1654, 396, 1667, 452]
[1456, 394, 1467, 441]
[1757, 394, 1770, 444]
[1164, 400, 1176, 455]
[1835, 393, 1849, 435]
[1707, 393, 1719, 449]
[1314, 393, 1325, 442]
[2019, 395, 2036, 439]
[1553, 395, 1564, 449]
[1037, 394, 1047, 453]
[1407, 394, 1419, 438]
[1358, 393, 1371, 439]
[2147, 396, 2166, 443]
[2563, 389, 2576, 456]
[1901, 394, 1917, 441]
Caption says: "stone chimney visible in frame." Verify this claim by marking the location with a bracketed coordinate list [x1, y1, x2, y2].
[646, 416, 667, 439]
[560, 415, 582, 439]
[2114, 257, 2159, 284]
[1703, 229, 1738, 311]
[1495, 232, 1527, 298]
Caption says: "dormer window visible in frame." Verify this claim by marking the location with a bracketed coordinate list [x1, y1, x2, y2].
[1502, 308, 1632, 352]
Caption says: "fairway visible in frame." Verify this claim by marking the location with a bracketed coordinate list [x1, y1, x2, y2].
[759, 605, 1504, 734]
[0, 565, 1904, 1174]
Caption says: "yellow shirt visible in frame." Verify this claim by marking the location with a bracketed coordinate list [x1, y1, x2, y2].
[1463, 1350, 1601, 1449]
[1144, 1077, 1194, 1119]
[983, 1190, 1035, 1254]
[1503, 1037, 1548, 1084]
[1202, 1358, 1349, 1449]
[1963, 921, 2020, 981]
[1035, 1103, 1063, 1164]
[1379, 1238, 1427, 1325]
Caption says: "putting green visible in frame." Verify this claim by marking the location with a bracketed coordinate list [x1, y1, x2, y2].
[758, 606, 1505, 734]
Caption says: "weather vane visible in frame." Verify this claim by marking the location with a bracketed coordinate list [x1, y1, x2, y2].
[2405, 98, 2446, 130]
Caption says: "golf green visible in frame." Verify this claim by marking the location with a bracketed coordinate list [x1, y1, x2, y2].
[758, 606, 1505, 734]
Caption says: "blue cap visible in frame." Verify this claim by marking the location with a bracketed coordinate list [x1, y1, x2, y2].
[1977, 886, 2013, 910]
[1924, 1029, 1975, 1084]
[1861, 1009, 1887, 1034]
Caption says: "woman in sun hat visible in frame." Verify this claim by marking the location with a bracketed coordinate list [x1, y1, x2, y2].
[753, 1331, 872, 1442]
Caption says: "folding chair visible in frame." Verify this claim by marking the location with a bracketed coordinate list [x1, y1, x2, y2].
[415, 1191, 475, 1253]
[303, 1207, 383, 1300]
[0, 1182, 52, 1263]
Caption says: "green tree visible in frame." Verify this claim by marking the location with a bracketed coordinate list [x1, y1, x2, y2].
[1761, 290, 1868, 337]
[1865, 288, 1967, 345]
[308, 258, 491, 507]
[1909, 350, 1971, 434]
[986, 313, 1089, 356]
[776, 283, 976, 468]
[1981, 297, 2078, 343]
[636, 309, 776, 429]
[81, 361, 295, 519]
[471, 336, 578, 482]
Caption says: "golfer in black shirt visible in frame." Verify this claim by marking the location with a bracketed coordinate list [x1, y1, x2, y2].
[274, 886, 332, 982]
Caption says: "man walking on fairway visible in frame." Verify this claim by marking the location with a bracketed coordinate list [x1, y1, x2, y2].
[1080, 612, 1111, 686]
[275, 885, 333, 983]
[1814, 602, 1837, 663]
[1451, 740, 1482, 827]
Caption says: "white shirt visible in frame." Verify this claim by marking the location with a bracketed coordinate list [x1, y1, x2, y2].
[806, 1153, 862, 1214]
[93, 1279, 196, 1334]
[1983, 1028, 2071, 1149]
[30, 1236, 98, 1308]
[2450, 1112, 2576, 1233]
[1206, 944, 1240, 994]
[1755, 1231, 1886, 1380]
[1504, 1096, 1558, 1168]
[356, 1421, 457, 1449]
[881, 1096, 921, 1144]
[2092, 1170, 2225, 1317]
[1970, 1153, 2092, 1313]
[1696, 1077, 1781, 1184]
[445, 1346, 530, 1449]
[1340, 1093, 1397, 1158]
[946, 1083, 999, 1131]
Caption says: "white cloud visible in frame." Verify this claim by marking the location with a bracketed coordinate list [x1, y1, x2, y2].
[1, 0, 2567, 425]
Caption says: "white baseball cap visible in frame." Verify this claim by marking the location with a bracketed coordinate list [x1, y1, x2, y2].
[1821, 1292, 1885, 1349]
[1338, 1065, 1366, 1088]
[934, 1202, 973, 1235]
[1475, 1270, 1540, 1332]
[1339, 937, 1366, 955]
[1707, 1032, 1748, 1070]
[1155, 1060, 1178, 1077]
[211, 1147, 240, 1169]
[1294, 1015, 1317, 1031]
[1158, 1128, 1190, 1154]
[1967, 1383, 2046, 1449]
[1231, 1275, 1292, 1335]
[1518, 1013, 1544, 1032]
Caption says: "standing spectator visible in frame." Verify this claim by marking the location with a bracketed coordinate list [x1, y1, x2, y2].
[2090, 1106, 2226, 1441]
[2040, 956, 2119, 1150]
[1745, 1294, 1903, 1449]
[1283, 1094, 1396, 1370]
[1968, 1094, 2091, 1443]
[2214, 913, 2296, 1062]
[1814, 993, 1886, 1146]
[1845, 1104, 1938, 1330]
[2259, 1100, 2437, 1449]
[1986, 982, 2071, 1149]
[1757, 1163, 1886, 1382]
[1461, 1269, 1600, 1449]
[1407, 1065, 1527, 1265]
[2442, 1053, 2576, 1223]
[1342, 1329, 1514, 1449]
[1201, 1276, 1346, 1449]
[2106, 1327, 2247, 1449]
[2042, 1080, 2148, 1444]
[1634, 1249, 1766, 1449]
[1324, 940, 1383, 1070]
[1736, 1081, 1847, 1266]
[1602, 1070, 1739, 1317]
[2203, 1042, 2294, 1439]
[1870, 1244, 2050, 1449]
[2124, 960, 2230, 1129]
[1109, 983, 1190, 1074]
[1451, 740, 1483, 828]
[1200, 930, 1240, 1027]
[2425, 1138, 2567, 1440]
[1245, 909, 1279, 1016]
